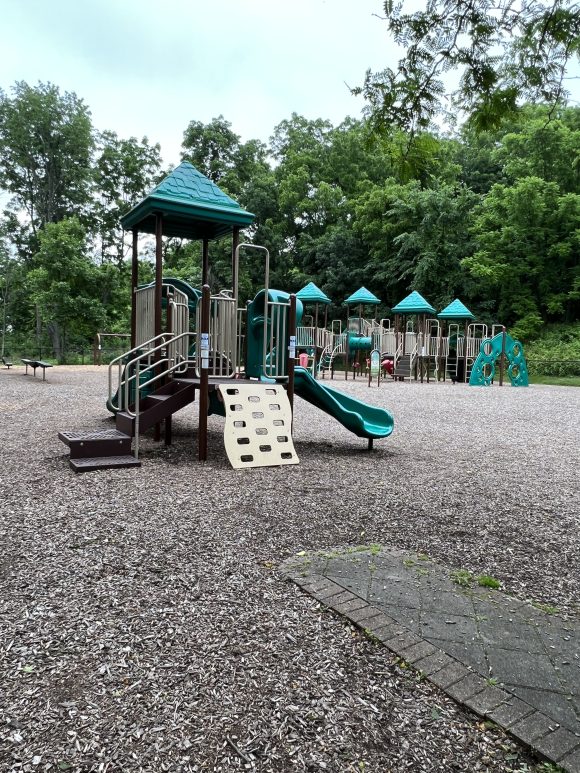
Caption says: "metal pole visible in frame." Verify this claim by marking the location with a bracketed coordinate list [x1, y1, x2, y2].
[131, 228, 138, 349]
[464, 318, 469, 383]
[154, 215, 163, 442]
[287, 295, 296, 415]
[499, 326, 506, 387]
[198, 284, 211, 461]
[154, 215, 163, 340]
[231, 227, 240, 301]
[202, 238, 209, 286]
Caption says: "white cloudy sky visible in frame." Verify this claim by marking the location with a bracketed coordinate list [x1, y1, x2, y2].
[1, 0, 399, 164]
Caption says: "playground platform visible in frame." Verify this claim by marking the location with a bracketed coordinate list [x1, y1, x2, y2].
[282, 548, 580, 772]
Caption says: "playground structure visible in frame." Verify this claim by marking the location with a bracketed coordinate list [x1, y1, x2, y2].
[59, 162, 395, 472]
[294, 289, 528, 387]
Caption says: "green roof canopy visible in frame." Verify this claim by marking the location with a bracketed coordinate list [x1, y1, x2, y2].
[296, 282, 331, 305]
[392, 290, 436, 315]
[344, 287, 381, 306]
[438, 298, 475, 320]
[120, 161, 255, 240]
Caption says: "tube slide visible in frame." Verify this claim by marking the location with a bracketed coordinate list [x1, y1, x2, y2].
[293, 366, 394, 439]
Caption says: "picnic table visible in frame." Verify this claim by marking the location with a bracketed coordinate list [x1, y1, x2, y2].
[21, 358, 53, 381]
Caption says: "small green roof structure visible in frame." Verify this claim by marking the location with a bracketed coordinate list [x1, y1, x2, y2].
[344, 287, 381, 306]
[437, 298, 475, 320]
[121, 161, 255, 240]
[296, 282, 331, 305]
[392, 290, 436, 315]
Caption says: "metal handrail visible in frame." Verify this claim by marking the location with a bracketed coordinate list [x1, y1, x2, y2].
[122, 331, 197, 459]
[108, 333, 172, 411]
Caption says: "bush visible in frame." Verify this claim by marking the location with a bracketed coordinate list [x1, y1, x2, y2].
[526, 324, 580, 376]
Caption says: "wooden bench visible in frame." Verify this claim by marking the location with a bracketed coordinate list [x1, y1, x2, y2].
[1, 356, 13, 369]
[22, 358, 53, 381]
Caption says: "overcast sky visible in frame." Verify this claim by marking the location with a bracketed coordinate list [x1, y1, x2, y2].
[1, 0, 399, 164]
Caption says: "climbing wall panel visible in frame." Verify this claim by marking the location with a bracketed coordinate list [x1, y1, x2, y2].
[218, 383, 299, 469]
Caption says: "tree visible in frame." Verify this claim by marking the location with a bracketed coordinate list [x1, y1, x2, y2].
[29, 217, 107, 360]
[462, 176, 580, 336]
[0, 81, 93, 253]
[93, 130, 163, 265]
[352, 179, 480, 308]
[355, 1, 580, 136]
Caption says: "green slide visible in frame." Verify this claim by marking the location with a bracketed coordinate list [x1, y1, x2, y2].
[293, 366, 394, 440]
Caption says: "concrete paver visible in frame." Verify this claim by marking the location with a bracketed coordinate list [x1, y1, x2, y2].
[282, 547, 580, 771]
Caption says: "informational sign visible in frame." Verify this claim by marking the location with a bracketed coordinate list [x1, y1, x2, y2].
[370, 348, 380, 377]
[200, 332, 210, 370]
[288, 335, 296, 360]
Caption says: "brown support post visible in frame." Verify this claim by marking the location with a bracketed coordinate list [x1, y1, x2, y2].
[153, 215, 163, 442]
[155, 215, 163, 339]
[131, 228, 139, 349]
[231, 227, 240, 299]
[426, 317, 430, 384]
[313, 302, 319, 374]
[164, 296, 173, 446]
[198, 284, 211, 461]
[464, 318, 470, 383]
[202, 238, 209, 286]
[287, 294, 297, 416]
[441, 322, 447, 382]
[499, 326, 506, 387]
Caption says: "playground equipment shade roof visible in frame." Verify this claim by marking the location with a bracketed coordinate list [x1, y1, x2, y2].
[437, 298, 475, 320]
[391, 290, 436, 315]
[296, 282, 331, 305]
[120, 162, 255, 239]
[344, 287, 381, 306]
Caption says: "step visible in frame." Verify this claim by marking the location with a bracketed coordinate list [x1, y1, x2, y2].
[58, 429, 132, 459]
[69, 455, 141, 473]
[115, 382, 195, 436]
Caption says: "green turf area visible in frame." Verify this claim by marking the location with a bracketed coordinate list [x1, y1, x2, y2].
[529, 374, 580, 387]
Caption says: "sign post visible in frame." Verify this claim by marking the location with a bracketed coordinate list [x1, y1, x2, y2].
[369, 348, 381, 387]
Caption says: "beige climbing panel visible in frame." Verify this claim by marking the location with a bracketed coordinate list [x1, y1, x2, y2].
[218, 383, 299, 469]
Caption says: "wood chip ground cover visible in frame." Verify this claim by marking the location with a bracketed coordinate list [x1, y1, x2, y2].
[0, 367, 578, 772]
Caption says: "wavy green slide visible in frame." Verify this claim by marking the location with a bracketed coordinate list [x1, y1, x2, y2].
[294, 366, 394, 439]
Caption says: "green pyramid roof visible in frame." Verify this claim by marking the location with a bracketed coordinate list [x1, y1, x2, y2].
[392, 290, 436, 315]
[120, 161, 255, 240]
[344, 287, 381, 306]
[296, 281, 331, 305]
[437, 298, 475, 320]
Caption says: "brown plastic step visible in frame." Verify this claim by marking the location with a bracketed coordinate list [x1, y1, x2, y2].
[69, 455, 141, 472]
[115, 382, 196, 436]
[58, 429, 132, 459]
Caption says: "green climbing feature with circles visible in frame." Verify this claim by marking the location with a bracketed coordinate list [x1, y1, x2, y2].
[469, 331, 529, 387]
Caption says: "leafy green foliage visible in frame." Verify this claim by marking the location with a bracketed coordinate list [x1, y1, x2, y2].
[0, 78, 579, 362]
[526, 324, 580, 375]
[355, 1, 580, 136]
[0, 81, 93, 251]
[28, 218, 107, 361]
[93, 131, 162, 265]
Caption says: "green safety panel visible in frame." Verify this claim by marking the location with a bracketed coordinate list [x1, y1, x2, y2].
[246, 289, 304, 379]
[469, 332, 529, 387]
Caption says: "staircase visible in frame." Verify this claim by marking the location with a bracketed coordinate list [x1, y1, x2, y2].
[394, 353, 412, 380]
[317, 344, 333, 378]
[59, 369, 197, 472]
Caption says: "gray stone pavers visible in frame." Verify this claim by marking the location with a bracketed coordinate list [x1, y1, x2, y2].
[281, 546, 580, 771]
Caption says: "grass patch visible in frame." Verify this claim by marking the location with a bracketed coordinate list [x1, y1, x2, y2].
[529, 374, 580, 387]
[531, 601, 558, 615]
[477, 574, 501, 589]
[451, 569, 474, 587]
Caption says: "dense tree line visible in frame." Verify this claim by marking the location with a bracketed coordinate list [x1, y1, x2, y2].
[0, 81, 579, 362]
